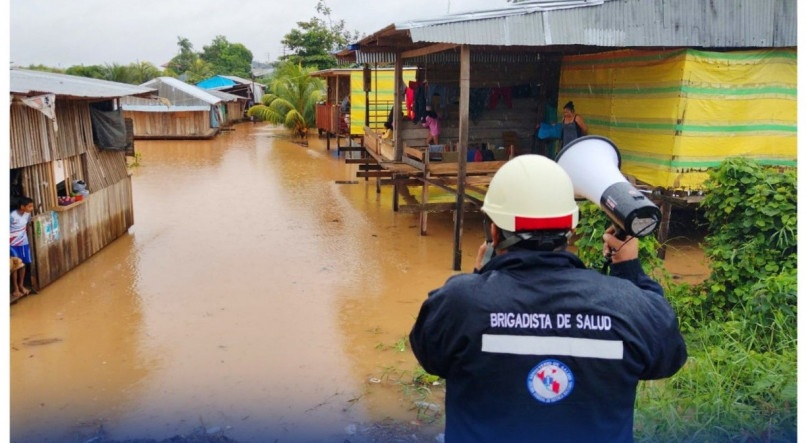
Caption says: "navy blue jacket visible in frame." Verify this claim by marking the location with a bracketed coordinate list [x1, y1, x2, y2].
[410, 250, 687, 443]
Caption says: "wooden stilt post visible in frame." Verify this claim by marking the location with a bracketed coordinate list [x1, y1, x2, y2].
[657, 196, 672, 260]
[393, 181, 399, 212]
[453, 45, 470, 271]
[393, 55, 403, 161]
[420, 152, 430, 235]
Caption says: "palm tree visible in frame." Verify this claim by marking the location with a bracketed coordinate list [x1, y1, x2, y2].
[102, 63, 135, 84]
[130, 61, 162, 84]
[184, 59, 214, 84]
[247, 62, 323, 138]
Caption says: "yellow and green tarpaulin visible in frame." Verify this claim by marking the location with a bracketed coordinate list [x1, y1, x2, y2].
[350, 69, 417, 136]
[559, 48, 796, 189]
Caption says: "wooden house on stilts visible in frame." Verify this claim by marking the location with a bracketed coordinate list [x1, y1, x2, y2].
[9, 68, 156, 291]
[335, 0, 796, 269]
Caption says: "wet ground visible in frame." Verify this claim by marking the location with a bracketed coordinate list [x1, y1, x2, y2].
[9, 122, 708, 443]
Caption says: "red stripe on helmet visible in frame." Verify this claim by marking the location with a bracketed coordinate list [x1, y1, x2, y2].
[514, 214, 573, 231]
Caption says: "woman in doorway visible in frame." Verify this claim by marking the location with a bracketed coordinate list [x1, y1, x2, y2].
[560, 101, 588, 148]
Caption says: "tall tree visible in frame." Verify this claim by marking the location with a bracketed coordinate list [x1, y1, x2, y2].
[280, 0, 360, 69]
[167, 36, 199, 75]
[184, 59, 215, 84]
[201, 35, 254, 78]
[247, 61, 323, 137]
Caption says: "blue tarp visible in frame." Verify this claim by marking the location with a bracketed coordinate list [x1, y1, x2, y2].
[197, 76, 236, 89]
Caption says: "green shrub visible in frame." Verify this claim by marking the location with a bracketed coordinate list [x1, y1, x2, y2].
[698, 158, 797, 317]
[635, 300, 798, 442]
[633, 158, 797, 442]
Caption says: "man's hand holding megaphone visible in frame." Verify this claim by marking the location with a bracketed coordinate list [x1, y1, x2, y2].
[602, 226, 639, 264]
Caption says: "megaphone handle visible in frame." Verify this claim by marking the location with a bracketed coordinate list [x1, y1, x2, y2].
[612, 225, 628, 241]
[601, 224, 625, 274]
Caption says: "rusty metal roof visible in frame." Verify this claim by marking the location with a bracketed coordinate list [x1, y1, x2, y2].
[10, 68, 156, 99]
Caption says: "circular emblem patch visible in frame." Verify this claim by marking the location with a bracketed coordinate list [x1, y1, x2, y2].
[527, 359, 575, 404]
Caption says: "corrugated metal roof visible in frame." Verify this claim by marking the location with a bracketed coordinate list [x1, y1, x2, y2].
[355, 52, 399, 64]
[388, 0, 797, 49]
[121, 104, 210, 113]
[10, 68, 156, 99]
[309, 68, 359, 78]
[404, 51, 543, 65]
[206, 88, 245, 102]
[141, 77, 222, 106]
[221, 75, 254, 84]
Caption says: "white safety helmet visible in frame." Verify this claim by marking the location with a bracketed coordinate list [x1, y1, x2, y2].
[481, 155, 579, 233]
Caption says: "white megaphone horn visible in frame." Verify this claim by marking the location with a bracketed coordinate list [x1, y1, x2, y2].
[555, 136, 660, 239]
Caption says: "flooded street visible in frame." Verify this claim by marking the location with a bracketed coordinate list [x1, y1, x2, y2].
[10, 123, 708, 443]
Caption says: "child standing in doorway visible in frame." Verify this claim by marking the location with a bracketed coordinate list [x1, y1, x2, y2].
[10, 197, 34, 299]
[422, 106, 440, 146]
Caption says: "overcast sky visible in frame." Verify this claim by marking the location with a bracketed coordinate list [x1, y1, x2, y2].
[9, 0, 509, 68]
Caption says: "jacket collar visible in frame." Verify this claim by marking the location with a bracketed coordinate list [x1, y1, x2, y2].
[480, 250, 586, 273]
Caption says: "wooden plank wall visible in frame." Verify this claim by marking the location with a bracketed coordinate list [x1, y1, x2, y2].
[224, 102, 244, 124]
[124, 110, 211, 137]
[19, 163, 57, 213]
[31, 177, 134, 288]
[53, 101, 92, 159]
[10, 103, 54, 169]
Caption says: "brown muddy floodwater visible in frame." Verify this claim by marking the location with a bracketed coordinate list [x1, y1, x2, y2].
[10, 123, 708, 443]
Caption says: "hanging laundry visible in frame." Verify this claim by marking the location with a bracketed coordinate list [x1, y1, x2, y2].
[489, 87, 513, 110]
[469, 88, 490, 123]
[413, 82, 429, 124]
[406, 81, 419, 120]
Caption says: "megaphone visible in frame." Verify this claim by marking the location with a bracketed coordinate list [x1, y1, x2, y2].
[555, 136, 660, 239]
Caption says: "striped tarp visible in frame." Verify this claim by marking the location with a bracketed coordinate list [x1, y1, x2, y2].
[349, 69, 417, 135]
[559, 48, 796, 189]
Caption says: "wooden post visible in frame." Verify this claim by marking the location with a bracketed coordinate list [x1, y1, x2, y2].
[420, 150, 430, 235]
[393, 55, 403, 161]
[657, 197, 673, 260]
[453, 45, 470, 271]
[393, 181, 399, 212]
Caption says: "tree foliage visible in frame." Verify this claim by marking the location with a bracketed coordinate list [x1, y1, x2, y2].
[62, 62, 160, 84]
[247, 61, 323, 137]
[130, 61, 162, 84]
[167, 36, 199, 75]
[23, 64, 65, 74]
[20, 34, 255, 85]
[101, 63, 136, 84]
[183, 59, 215, 84]
[201, 35, 254, 78]
[280, 0, 361, 69]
